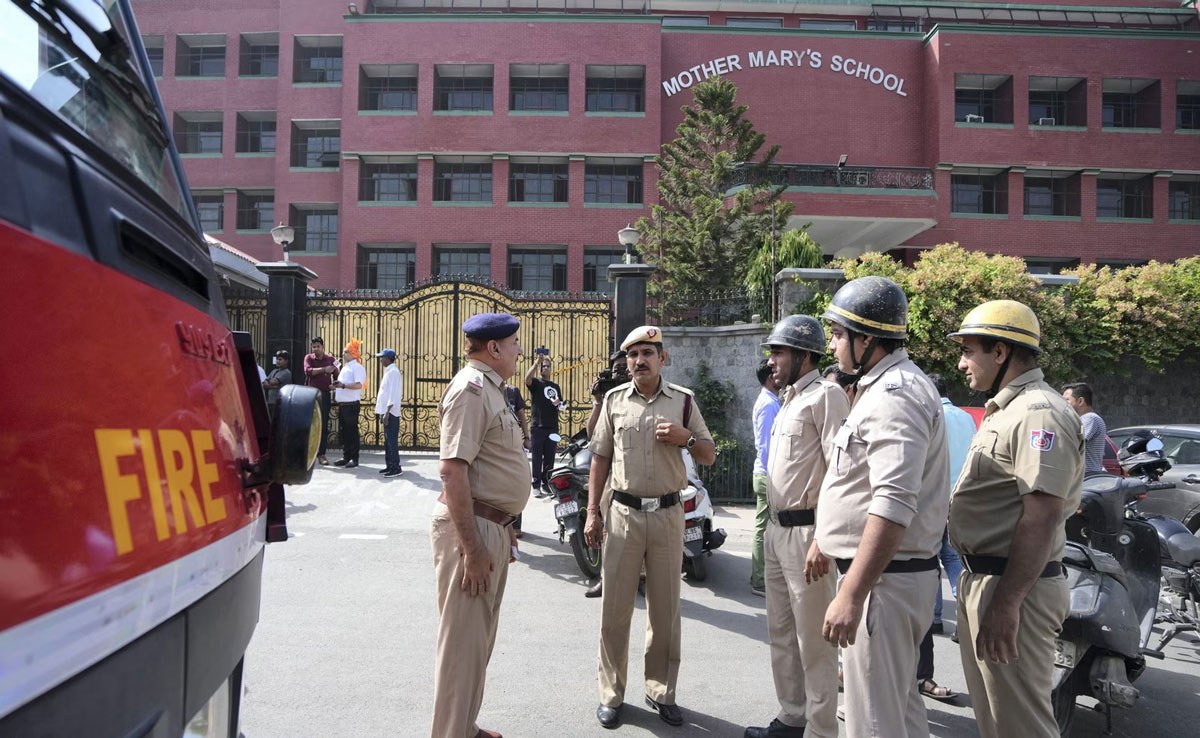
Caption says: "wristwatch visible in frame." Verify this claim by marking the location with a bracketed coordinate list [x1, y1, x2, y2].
[684, 435, 696, 449]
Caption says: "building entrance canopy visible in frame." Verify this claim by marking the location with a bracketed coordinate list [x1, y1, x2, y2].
[789, 215, 936, 257]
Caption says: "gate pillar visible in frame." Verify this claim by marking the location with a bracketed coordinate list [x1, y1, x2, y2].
[608, 263, 656, 344]
[257, 262, 318, 366]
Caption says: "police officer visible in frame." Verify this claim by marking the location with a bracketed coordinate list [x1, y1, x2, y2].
[812, 276, 951, 738]
[585, 325, 716, 729]
[746, 316, 850, 738]
[947, 300, 1083, 738]
[430, 313, 528, 738]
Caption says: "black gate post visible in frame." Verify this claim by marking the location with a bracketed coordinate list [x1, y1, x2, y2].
[258, 262, 318, 367]
[608, 262, 656, 342]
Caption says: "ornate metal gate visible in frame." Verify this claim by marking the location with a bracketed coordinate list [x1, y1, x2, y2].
[301, 281, 612, 450]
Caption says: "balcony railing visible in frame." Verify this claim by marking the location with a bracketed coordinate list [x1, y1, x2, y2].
[728, 162, 934, 192]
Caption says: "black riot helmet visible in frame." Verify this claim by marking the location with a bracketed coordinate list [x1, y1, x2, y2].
[762, 315, 827, 354]
[822, 276, 908, 376]
[1118, 431, 1171, 480]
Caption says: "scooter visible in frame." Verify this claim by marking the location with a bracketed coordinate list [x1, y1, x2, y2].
[681, 450, 726, 582]
[1054, 474, 1163, 736]
[547, 430, 600, 579]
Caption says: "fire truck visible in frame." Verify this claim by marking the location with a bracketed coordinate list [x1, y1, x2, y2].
[0, 1, 319, 736]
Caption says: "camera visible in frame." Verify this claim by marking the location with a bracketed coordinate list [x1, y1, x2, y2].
[535, 346, 550, 356]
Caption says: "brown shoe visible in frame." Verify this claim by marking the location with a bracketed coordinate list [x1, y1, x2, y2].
[585, 580, 603, 598]
[318, 456, 328, 466]
[474, 730, 502, 738]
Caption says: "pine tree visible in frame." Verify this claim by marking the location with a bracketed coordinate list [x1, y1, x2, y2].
[636, 77, 793, 298]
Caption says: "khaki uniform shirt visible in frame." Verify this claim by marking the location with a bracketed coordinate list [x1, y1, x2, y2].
[590, 379, 714, 497]
[815, 349, 951, 560]
[438, 359, 530, 516]
[949, 368, 1084, 560]
[767, 371, 851, 511]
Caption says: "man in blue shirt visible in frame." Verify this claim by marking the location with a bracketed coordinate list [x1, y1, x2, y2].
[751, 359, 781, 596]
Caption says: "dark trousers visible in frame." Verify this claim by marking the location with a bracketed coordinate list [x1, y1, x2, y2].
[383, 413, 400, 470]
[917, 622, 936, 681]
[338, 401, 360, 462]
[316, 390, 331, 456]
[530, 427, 558, 487]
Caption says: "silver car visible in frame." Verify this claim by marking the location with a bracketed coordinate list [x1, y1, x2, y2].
[1109, 424, 1200, 532]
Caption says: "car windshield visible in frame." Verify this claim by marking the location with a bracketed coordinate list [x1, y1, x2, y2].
[1162, 434, 1200, 466]
[0, 0, 187, 220]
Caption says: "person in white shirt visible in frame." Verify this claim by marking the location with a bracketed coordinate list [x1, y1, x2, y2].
[332, 338, 367, 468]
[375, 348, 404, 477]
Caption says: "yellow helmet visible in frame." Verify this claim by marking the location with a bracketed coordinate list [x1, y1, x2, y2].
[947, 300, 1042, 354]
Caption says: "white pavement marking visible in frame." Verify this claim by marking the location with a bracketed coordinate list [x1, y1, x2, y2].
[289, 531, 305, 537]
[344, 500, 392, 516]
[338, 534, 388, 540]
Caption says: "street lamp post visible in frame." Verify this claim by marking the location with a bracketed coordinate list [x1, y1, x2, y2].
[618, 224, 641, 264]
[270, 221, 295, 262]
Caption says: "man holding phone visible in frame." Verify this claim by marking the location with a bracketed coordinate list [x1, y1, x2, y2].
[525, 348, 564, 497]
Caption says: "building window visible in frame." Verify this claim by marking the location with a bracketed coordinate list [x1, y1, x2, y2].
[585, 65, 644, 113]
[1102, 78, 1160, 128]
[359, 157, 418, 202]
[434, 245, 491, 279]
[954, 74, 1013, 123]
[798, 19, 858, 30]
[433, 157, 492, 202]
[360, 64, 418, 111]
[1024, 257, 1080, 275]
[508, 248, 567, 293]
[176, 35, 226, 77]
[434, 64, 494, 112]
[192, 191, 223, 232]
[661, 16, 708, 26]
[867, 18, 920, 32]
[584, 249, 624, 294]
[235, 112, 276, 153]
[1028, 76, 1086, 126]
[509, 157, 568, 203]
[289, 205, 338, 252]
[585, 159, 643, 204]
[727, 17, 783, 27]
[1169, 176, 1200, 220]
[174, 112, 222, 154]
[1023, 171, 1080, 217]
[143, 36, 164, 77]
[510, 64, 568, 112]
[290, 121, 340, 168]
[236, 190, 274, 230]
[1096, 174, 1152, 219]
[239, 33, 278, 77]
[1177, 80, 1200, 131]
[293, 36, 342, 83]
[951, 169, 1008, 214]
[357, 244, 415, 290]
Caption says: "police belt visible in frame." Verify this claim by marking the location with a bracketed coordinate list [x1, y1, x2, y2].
[835, 555, 938, 576]
[612, 490, 679, 512]
[436, 493, 518, 528]
[768, 507, 815, 527]
[962, 554, 1065, 579]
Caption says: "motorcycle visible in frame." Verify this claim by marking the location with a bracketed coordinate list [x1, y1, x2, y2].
[547, 430, 601, 579]
[681, 450, 726, 582]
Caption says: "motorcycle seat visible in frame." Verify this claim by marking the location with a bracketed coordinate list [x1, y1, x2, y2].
[1166, 531, 1200, 567]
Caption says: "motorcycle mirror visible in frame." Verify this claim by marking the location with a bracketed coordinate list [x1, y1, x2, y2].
[1147, 438, 1164, 452]
[549, 433, 562, 443]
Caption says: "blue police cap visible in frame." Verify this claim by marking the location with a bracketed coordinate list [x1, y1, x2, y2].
[462, 312, 520, 340]
[375, 348, 397, 360]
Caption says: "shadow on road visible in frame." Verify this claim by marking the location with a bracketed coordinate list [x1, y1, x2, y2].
[284, 501, 317, 519]
[616, 702, 753, 737]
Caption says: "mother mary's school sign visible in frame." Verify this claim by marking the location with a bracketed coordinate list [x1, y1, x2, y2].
[663, 49, 909, 98]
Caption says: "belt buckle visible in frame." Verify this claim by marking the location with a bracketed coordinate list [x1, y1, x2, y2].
[643, 497, 661, 513]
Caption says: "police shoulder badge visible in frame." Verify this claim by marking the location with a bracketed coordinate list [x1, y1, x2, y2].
[1030, 429, 1056, 452]
[466, 377, 483, 394]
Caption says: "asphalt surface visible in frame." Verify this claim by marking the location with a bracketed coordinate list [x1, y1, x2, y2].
[240, 453, 1200, 738]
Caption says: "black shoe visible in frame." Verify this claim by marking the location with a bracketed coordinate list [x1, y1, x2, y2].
[345, 459, 358, 468]
[383, 468, 403, 477]
[931, 621, 944, 635]
[745, 719, 805, 738]
[585, 580, 603, 598]
[333, 458, 349, 467]
[645, 696, 683, 726]
[378, 467, 390, 474]
[596, 703, 622, 729]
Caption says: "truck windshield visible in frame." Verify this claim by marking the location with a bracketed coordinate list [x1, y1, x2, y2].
[0, 0, 187, 220]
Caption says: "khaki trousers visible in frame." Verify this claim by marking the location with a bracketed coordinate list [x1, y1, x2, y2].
[765, 522, 838, 737]
[430, 512, 512, 738]
[598, 499, 685, 707]
[957, 572, 1069, 738]
[842, 569, 939, 738]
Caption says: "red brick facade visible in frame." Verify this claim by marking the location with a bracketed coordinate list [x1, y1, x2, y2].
[131, 1, 1200, 289]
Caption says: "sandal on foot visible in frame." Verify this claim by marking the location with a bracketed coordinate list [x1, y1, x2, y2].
[919, 678, 955, 702]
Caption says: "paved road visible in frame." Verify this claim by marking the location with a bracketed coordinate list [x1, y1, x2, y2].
[241, 453, 1200, 738]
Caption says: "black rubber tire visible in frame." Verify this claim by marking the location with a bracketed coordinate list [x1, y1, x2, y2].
[570, 524, 602, 579]
[1052, 678, 1078, 737]
[685, 554, 708, 582]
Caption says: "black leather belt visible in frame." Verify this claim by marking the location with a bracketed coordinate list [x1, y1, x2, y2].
[613, 490, 679, 511]
[962, 554, 1065, 578]
[771, 508, 815, 527]
[835, 555, 938, 575]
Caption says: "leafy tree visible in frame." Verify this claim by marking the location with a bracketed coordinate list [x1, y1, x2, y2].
[745, 226, 824, 318]
[636, 77, 792, 297]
